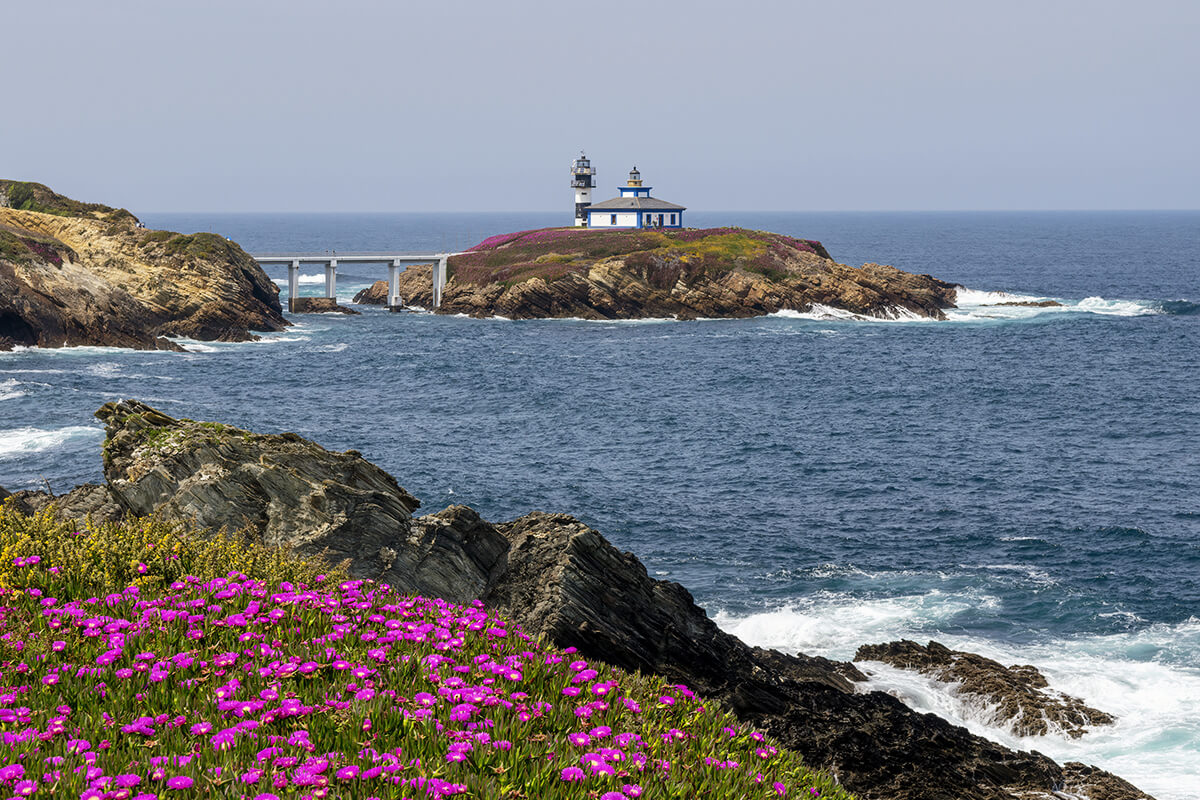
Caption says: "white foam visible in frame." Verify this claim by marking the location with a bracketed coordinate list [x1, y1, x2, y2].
[0, 379, 25, 401]
[771, 304, 934, 323]
[0, 426, 105, 460]
[948, 287, 1162, 321]
[715, 598, 1200, 799]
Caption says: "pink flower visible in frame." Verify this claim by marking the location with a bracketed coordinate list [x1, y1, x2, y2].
[559, 766, 585, 782]
[166, 775, 193, 789]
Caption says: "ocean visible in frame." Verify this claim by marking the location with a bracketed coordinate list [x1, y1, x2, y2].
[2, 210, 1198, 797]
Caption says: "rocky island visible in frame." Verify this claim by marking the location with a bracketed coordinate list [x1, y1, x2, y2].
[0, 180, 286, 351]
[3, 400, 1154, 800]
[354, 226, 959, 320]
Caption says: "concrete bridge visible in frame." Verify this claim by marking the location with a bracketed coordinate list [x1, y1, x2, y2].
[251, 252, 458, 311]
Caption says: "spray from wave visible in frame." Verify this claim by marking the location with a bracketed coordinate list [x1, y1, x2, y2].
[714, 597, 1200, 800]
[0, 426, 105, 460]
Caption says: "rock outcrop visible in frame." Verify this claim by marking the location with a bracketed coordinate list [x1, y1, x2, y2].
[854, 640, 1115, 738]
[290, 297, 360, 314]
[0, 180, 287, 350]
[354, 227, 957, 320]
[73, 399, 1151, 800]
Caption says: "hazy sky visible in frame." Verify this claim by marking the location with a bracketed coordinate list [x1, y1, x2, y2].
[4, 0, 1197, 212]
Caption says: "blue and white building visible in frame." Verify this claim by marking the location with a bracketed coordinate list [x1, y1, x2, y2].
[577, 165, 686, 229]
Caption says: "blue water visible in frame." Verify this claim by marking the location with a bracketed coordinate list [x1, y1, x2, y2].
[1, 211, 1198, 796]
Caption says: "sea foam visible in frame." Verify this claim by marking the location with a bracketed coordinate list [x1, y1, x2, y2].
[715, 599, 1200, 800]
[0, 426, 105, 460]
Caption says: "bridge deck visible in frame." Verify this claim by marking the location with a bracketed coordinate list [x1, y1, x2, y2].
[253, 252, 460, 263]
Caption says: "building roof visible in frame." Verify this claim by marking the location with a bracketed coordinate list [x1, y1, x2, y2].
[587, 196, 686, 211]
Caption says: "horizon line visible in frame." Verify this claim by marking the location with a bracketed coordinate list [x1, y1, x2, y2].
[140, 207, 1200, 215]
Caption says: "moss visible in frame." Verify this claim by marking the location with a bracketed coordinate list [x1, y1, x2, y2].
[0, 230, 32, 264]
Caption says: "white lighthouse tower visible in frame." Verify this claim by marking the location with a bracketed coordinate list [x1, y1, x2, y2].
[570, 151, 596, 227]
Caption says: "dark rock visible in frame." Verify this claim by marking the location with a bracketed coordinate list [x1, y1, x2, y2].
[1061, 762, 1156, 800]
[985, 300, 1064, 308]
[86, 400, 1153, 800]
[11, 483, 125, 522]
[854, 640, 1115, 738]
[353, 282, 389, 305]
[290, 297, 361, 314]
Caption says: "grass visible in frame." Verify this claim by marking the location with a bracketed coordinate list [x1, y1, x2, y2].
[139, 231, 241, 262]
[0, 502, 853, 800]
[448, 228, 830, 289]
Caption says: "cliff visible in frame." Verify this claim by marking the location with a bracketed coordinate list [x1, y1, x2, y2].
[353, 227, 957, 320]
[0, 180, 286, 351]
[4, 399, 1152, 800]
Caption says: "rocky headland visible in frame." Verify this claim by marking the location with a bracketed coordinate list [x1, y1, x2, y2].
[0, 180, 287, 351]
[353, 227, 958, 320]
[2, 399, 1154, 800]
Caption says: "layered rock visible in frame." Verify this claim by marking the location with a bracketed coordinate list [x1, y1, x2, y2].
[854, 640, 1115, 738]
[290, 297, 360, 315]
[76, 399, 1151, 800]
[354, 228, 957, 320]
[0, 180, 287, 350]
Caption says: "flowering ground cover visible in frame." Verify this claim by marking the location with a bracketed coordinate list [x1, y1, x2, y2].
[0, 504, 853, 799]
[452, 228, 827, 288]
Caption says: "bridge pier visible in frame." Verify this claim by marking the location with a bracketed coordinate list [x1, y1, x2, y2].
[287, 259, 300, 313]
[433, 256, 448, 309]
[324, 259, 338, 299]
[388, 259, 404, 311]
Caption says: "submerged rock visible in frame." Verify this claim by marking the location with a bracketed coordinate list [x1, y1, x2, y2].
[76, 399, 1151, 800]
[354, 228, 957, 320]
[0, 180, 286, 350]
[854, 640, 1116, 738]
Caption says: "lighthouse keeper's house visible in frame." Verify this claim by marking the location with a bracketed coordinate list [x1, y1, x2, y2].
[584, 166, 686, 229]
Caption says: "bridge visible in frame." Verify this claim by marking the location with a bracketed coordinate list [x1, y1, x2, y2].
[251, 252, 460, 311]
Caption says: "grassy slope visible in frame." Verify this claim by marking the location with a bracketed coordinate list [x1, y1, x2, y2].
[0, 502, 852, 799]
[449, 228, 832, 288]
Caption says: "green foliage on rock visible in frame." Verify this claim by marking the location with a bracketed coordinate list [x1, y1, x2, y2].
[0, 179, 133, 223]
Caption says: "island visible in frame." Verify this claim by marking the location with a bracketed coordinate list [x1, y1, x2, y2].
[354, 226, 959, 320]
[0, 180, 286, 351]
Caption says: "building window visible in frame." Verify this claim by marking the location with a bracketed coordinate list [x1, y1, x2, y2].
[670, 214, 676, 225]
[611, 214, 617, 225]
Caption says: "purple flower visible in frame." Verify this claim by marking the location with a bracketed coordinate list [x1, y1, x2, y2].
[560, 766, 585, 781]
[166, 776, 193, 790]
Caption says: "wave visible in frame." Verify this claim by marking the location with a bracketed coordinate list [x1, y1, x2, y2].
[1158, 299, 1200, 316]
[0, 425, 105, 460]
[0, 379, 25, 402]
[949, 287, 1164, 321]
[771, 305, 932, 323]
[715, 597, 1200, 799]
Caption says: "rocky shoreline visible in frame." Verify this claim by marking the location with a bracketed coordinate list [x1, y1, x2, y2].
[0, 181, 286, 351]
[354, 227, 959, 320]
[2, 400, 1154, 800]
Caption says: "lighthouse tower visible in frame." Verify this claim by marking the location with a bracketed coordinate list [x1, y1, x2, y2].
[570, 151, 595, 227]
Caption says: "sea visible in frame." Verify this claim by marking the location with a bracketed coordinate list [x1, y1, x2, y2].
[2, 210, 1198, 797]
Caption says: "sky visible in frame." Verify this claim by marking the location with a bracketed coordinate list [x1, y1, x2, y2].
[3, 0, 1197, 212]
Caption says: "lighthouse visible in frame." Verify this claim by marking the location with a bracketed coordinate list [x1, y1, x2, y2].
[570, 151, 595, 227]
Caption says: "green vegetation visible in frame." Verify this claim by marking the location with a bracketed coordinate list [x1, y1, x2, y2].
[0, 502, 853, 799]
[0, 230, 32, 265]
[0, 180, 129, 222]
[139, 230, 241, 262]
[449, 227, 830, 288]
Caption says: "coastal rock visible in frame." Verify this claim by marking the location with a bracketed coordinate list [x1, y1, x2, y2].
[986, 300, 1064, 308]
[11, 482, 125, 522]
[354, 228, 957, 320]
[353, 281, 392, 305]
[81, 399, 1153, 800]
[854, 640, 1115, 738]
[0, 180, 287, 350]
[290, 297, 361, 314]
